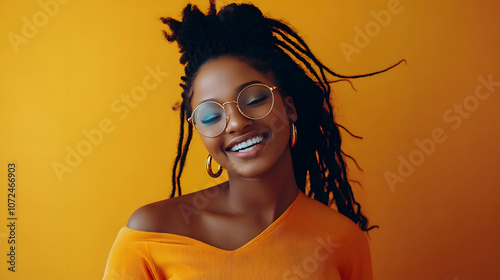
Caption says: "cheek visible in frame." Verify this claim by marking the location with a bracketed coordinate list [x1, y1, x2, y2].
[266, 101, 291, 138]
[274, 121, 291, 148]
[268, 118, 289, 138]
[200, 137, 228, 165]
[200, 137, 219, 154]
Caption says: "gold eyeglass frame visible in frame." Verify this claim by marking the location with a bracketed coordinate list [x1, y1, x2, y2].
[187, 83, 277, 138]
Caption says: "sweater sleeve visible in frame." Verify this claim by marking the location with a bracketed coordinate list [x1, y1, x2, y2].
[339, 226, 374, 280]
[102, 227, 158, 280]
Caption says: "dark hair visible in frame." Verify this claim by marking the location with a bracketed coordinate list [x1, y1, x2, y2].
[160, 0, 405, 232]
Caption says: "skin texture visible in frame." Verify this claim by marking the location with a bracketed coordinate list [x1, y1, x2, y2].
[127, 56, 300, 251]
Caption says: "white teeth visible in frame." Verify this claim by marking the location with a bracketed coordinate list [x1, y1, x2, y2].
[229, 135, 264, 152]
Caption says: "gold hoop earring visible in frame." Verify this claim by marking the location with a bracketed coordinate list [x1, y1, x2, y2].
[291, 123, 297, 148]
[206, 154, 223, 178]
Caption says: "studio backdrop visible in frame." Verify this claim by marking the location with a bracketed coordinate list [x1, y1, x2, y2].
[0, 0, 499, 279]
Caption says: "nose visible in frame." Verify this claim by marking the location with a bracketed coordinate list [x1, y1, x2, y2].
[224, 102, 252, 134]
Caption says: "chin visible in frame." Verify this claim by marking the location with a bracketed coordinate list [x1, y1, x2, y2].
[227, 163, 271, 179]
[227, 149, 289, 179]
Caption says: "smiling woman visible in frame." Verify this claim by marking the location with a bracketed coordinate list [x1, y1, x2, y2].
[101, 1, 403, 279]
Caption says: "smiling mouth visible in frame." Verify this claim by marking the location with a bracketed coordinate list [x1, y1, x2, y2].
[227, 134, 266, 152]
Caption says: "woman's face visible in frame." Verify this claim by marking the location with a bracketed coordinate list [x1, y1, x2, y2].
[190, 56, 296, 178]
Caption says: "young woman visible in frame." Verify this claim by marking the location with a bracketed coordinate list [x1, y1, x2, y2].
[103, 1, 403, 279]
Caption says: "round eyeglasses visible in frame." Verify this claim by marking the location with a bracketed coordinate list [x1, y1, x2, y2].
[187, 83, 276, 137]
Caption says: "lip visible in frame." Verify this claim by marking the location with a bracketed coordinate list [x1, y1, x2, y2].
[225, 131, 269, 151]
[225, 132, 269, 159]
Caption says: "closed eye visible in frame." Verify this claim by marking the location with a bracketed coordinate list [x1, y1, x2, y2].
[200, 114, 222, 125]
[245, 94, 269, 106]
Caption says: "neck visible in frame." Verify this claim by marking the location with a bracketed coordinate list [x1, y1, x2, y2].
[223, 148, 300, 222]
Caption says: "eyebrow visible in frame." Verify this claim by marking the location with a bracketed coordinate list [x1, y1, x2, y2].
[198, 80, 264, 104]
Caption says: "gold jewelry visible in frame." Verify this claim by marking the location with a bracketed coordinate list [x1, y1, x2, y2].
[206, 154, 223, 178]
[291, 123, 297, 148]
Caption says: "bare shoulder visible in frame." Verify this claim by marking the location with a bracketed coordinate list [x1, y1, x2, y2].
[126, 194, 191, 233]
[300, 193, 366, 236]
[126, 184, 227, 234]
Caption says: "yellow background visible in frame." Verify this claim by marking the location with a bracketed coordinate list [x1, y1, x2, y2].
[1, 0, 499, 279]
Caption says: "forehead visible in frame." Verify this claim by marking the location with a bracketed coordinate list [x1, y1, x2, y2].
[191, 56, 275, 107]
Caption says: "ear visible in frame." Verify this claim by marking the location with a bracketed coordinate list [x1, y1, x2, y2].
[283, 96, 298, 123]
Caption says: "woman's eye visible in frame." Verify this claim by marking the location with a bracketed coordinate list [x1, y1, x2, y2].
[200, 114, 221, 125]
[245, 94, 268, 106]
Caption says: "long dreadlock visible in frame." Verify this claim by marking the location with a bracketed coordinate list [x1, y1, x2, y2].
[160, 0, 405, 232]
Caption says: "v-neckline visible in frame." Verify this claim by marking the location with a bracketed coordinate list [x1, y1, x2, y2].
[124, 191, 303, 253]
